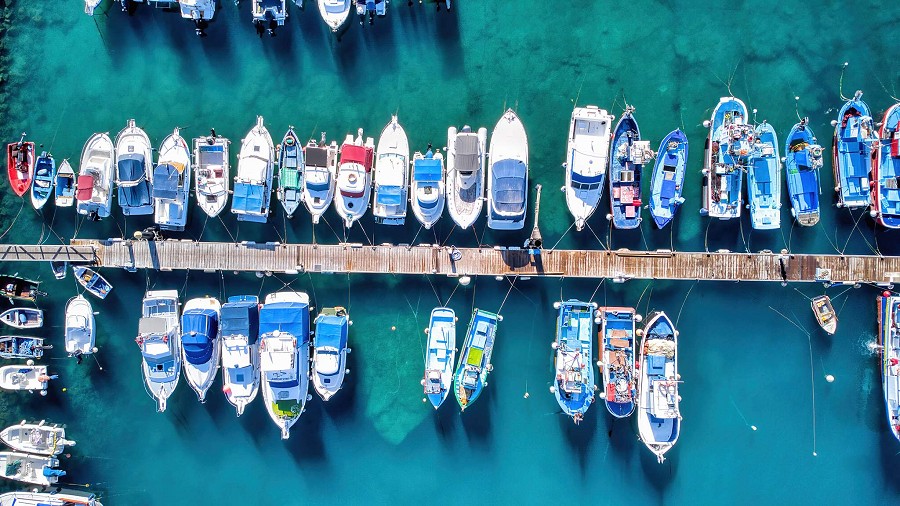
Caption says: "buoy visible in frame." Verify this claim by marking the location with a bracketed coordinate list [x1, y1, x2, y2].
[459, 276, 471, 286]
[255, 271, 264, 278]
[422, 398, 427, 403]
[598, 391, 606, 399]
[830, 120, 838, 127]
[26, 359, 34, 366]
[813, 452, 818, 457]
[825, 374, 835, 383]
[884, 291, 892, 297]
[594, 317, 602, 324]
[553, 302, 561, 310]
[794, 96, 800, 101]
[636, 329, 643, 336]
[495, 276, 503, 281]
[391, 326, 396, 331]
[751, 425, 758, 431]
[605, 213, 613, 220]
[549, 386, 556, 393]
[420, 379, 426, 386]
[40, 391, 47, 397]
[523, 392, 530, 399]
[635, 314, 643, 323]
[424, 328, 430, 334]
[551, 342, 558, 350]
[871, 210, 878, 218]
[61, 388, 67, 393]
[91, 347, 99, 353]
[703, 120, 711, 128]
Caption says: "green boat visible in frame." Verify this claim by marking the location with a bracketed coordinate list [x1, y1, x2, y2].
[277, 127, 304, 218]
[453, 309, 500, 411]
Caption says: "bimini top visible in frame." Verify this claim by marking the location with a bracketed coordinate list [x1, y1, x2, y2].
[305, 146, 328, 168]
[414, 158, 442, 182]
[455, 135, 479, 173]
[117, 153, 145, 183]
[376, 185, 403, 206]
[232, 182, 265, 213]
[340, 145, 373, 171]
[153, 164, 179, 200]
[492, 159, 526, 213]
[315, 315, 347, 350]
[181, 309, 219, 365]
[221, 300, 259, 345]
[260, 301, 309, 345]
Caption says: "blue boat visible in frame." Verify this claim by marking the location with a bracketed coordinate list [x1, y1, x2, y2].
[598, 307, 636, 417]
[72, 266, 112, 299]
[180, 297, 221, 403]
[832, 90, 877, 209]
[608, 106, 653, 229]
[747, 122, 782, 230]
[784, 118, 824, 226]
[29, 152, 56, 210]
[453, 309, 500, 411]
[873, 102, 900, 228]
[648, 129, 688, 229]
[551, 300, 596, 424]
[312, 307, 350, 401]
[636, 311, 680, 463]
[702, 97, 751, 220]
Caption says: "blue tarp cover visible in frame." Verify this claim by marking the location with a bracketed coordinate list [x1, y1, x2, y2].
[753, 161, 771, 183]
[316, 315, 347, 349]
[571, 171, 604, 185]
[414, 159, 442, 182]
[233, 182, 265, 213]
[377, 185, 403, 206]
[795, 150, 809, 168]
[181, 308, 219, 365]
[153, 164, 179, 199]
[647, 354, 666, 375]
[660, 177, 677, 200]
[221, 300, 259, 345]
[260, 301, 309, 345]
[118, 154, 145, 182]
[118, 184, 150, 208]
[491, 159, 526, 213]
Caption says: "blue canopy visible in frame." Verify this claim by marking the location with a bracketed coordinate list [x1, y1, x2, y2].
[118, 182, 150, 208]
[233, 182, 265, 213]
[795, 150, 810, 169]
[753, 161, 771, 183]
[153, 164, 179, 199]
[377, 185, 403, 206]
[221, 299, 259, 345]
[181, 308, 219, 365]
[491, 159, 526, 213]
[660, 177, 677, 200]
[414, 159, 442, 182]
[260, 301, 309, 345]
[118, 153, 145, 182]
[315, 315, 347, 349]
[571, 171, 603, 185]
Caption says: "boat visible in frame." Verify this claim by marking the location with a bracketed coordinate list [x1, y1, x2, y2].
[333, 128, 375, 228]
[355, 0, 386, 25]
[833, 90, 877, 209]
[551, 300, 596, 424]
[76, 132, 115, 220]
[252, 0, 287, 35]
[30, 152, 56, 210]
[453, 309, 500, 411]
[0, 308, 43, 329]
[487, 109, 529, 230]
[259, 291, 311, 439]
[372, 116, 410, 226]
[85, 0, 102, 15]
[232, 116, 275, 223]
[784, 118, 824, 226]
[0, 336, 48, 360]
[64, 295, 95, 358]
[178, 0, 216, 35]
[221, 295, 260, 416]
[597, 307, 637, 417]
[637, 311, 680, 463]
[136, 290, 181, 412]
[312, 306, 350, 401]
[747, 121, 782, 230]
[702, 96, 752, 220]
[181, 297, 221, 402]
[0, 275, 44, 303]
[563, 106, 614, 231]
[423, 307, 455, 409]
[410, 147, 445, 229]
[0, 421, 74, 456]
[0, 452, 63, 485]
[153, 128, 192, 232]
[445, 125, 487, 229]
[0, 365, 51, 394]
[277, 128, 304, 219]
[302, 134, 339, 224]
[609, 106, 653, 229]
[318, 0, 352, 32]
[878, 294, 900, 441]
[810, 295, 837, 335]
[54, 160, 76, 208]
[648, 129, 689, 229]
[0, 490, 102, 506]
[114, 119, 154, 216]
[6, 134, 34, 197]
[873, 102, 900, 228]
[193, 131, 231, 218]
[72, 266, 112, 299]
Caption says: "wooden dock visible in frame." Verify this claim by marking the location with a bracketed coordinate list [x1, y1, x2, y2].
[0, 244, 96, 263]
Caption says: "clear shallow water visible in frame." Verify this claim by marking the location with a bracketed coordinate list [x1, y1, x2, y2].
[0, 1, 899, 504]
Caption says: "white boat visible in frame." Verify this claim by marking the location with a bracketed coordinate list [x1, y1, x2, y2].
[85, 0, 102, 15]
[193, 131, 230, 218]
[232, 116, 275, 223]
[259, 291, 311, 439]
[318, 0, 352, 32]
[252, 0, 287, 35]
[410, 148, 445, 229]
[153, 128, 192, 232]
[312, 307, 350, 401]
[0, 452, 63, 485]
[302, 134, 339, 224]
[76, 133, 114, 220]
[0, 420, 74, 456]
[423, 307, 455, 409]
[445, 125, 487, 229]
[372, 116, 410, 226]
[564, 106, 614, 231]
[0, 308, 43, 329]
[221, 295, 260, 416]
[0, 490, 102, 506]
[637, 311, 680, 463]
[54, 160, 76, 208]
[181, 297, 221, 403]
[487, 109, 529, 230]
[178, 0, 216, 36]
[64, 295, 95, 358]
[136, 290, 181, 412]
[115, 119, 154, 216]
[0, 365, 50, 394]
[333, 129, 375, 228]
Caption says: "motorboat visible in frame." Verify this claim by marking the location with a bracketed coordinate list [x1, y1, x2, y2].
[232, 116, 275, 223]
[0, 490, 102, 506]
[6, 134, 34, 197]
[153, 128, 192, 232]
[564, 106, 614, 231]
[115, 119, 153, 216]
[30, 152, 56, 210]
[0, 420, 74, 456]
[221, 295, 260, 416]
[0, 308, 43, 329]
[784, 118, 823, 226]
[445, 125, 486, 229]
[318, 0, 352, 32]
[333, 128, 375, 228]
[0, 365, 51, 394]
[178, 0, 216, 36]
[872, 102, 900, 228]
[64, 295, 95, 358]
[312, 306, 350, 401]
[551, 300, 596, 424]
[598, 307, 637, 417]
[73, 266, 112, 299]
[277, 127, 304, 219]
[609, 106, 653, 229]
[136, 290, 181, 412]
[747, 121, 782, 229]
[648, 129, 688, 229]
[252, 0, 287, 36]
[193, 131, 230, 218]
[0, 275, 44, 303]
[637, 311, 680, 463]
[702, 97, 751, 220]
[453, 309, 500, 411]
[181, 297, 221, 402]
[410, 147, 445, 229]
[302, 134, 339, 224]
[811, 295, 837, 335]
[372, 116, 409, 226]
[423, 307, 455, 410]
[76, 133, 114, 220]
[0, 336, 48, 360]
[355, 0, 386, 25]
[50, 262, 67, 280]
[85, 0, 103, 15]
[833, 90, 876, 209]
[878, 294, 900, 441]
[487, 109, 528, 230]
[0, 452, 64, 485]
[54, 160, 76, 207]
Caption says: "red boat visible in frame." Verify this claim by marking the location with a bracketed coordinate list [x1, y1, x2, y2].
[6, 134, 35, 197]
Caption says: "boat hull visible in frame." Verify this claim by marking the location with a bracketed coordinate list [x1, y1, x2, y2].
[598, 307, 637, 418]
[194, 135, 230, 218]
[232, 117, 275, 223]
[873, 103, 900, 228]
[139, 290, 181, 413]
[30, 153, 56, 210]
[154, 130, 192, 232]
[7, 141, 34, 197]
[487, 109, 528, 230]
[64, 295, 95, 356]
[608, 112, 645, 229]
[445, 126, 486, 229]
[54, 160, 76, 207]
[277, 128, 304, 219]
[115, 119, 154, 216]
[747, 122, 782, 230]
[649, 129, 688, 229]
[302, 139, 338, 224]
[334, 132, 375, 228]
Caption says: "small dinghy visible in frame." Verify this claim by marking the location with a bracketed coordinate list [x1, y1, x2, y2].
[0, 421, 75, 456]
[810, 295, 837, 335]
[0, 336, 48, 359]
[0, 451, 64, 485]
[73, 266, 112, 299]
[423, 307, 456, 410]
[277, 127, 304, 219]
[0, 275, 45, 303]
[6, 134, 34, 198]
[0, 365, 52, 394]
[65, 295, 95, 358]
[50, 261, 67, 280]
[0, 308, 43, 329]
[54, 160, 76, 207]
[30, 152, 56, 210]
[312, 306, 351, 401]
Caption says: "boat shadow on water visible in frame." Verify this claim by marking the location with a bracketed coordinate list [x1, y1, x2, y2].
[431, 403, 458, 442]
[459, 398, 492, 446]
[558, 408, 597, 474]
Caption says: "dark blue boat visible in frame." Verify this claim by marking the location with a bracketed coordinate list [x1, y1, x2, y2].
[648, 129, 688, 229]
[784, 118, 823, 226]
[873, 102, 900, 229]
[608, 107, 653, 229]
[832, 90, 876, 209]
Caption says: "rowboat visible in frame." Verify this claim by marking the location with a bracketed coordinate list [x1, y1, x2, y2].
[54, 160, 76, 207]
[6, 134, 34, 197]
[810, 295, 837, 335]
[0, 308, 43, 329]
[648, 129, 688, 229]
[30, 152, 56, 210]
[73, 266, 112, 299]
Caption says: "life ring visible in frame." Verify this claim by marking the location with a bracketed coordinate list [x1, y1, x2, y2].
[347, 173, 358, 184]
[810, 145, 823, 157]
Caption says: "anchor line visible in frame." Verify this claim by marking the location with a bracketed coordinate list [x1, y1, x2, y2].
[496, 275, 518, 315]
[584, 220, 607, 250]
[440, 224, 457, 247]
[548, 221, 575, 252]
[424, 273, 442, 306]
[675, 280, 698, 329]
[216, 215, 237, 243]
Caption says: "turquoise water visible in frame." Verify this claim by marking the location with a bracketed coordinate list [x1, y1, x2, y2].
[0, 1, 900, 503]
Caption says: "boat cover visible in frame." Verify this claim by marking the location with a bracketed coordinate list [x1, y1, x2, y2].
[260, 301, 309, 344]
[117, 154, 145, 183]
[76, 175, 94, 201]
[315, 315, 347, 349]
[795, 150, 810, 168]
[791, 170, 818, 209]
[376, 185, 403, 205]
[233, 183, 265, 213]
[306, 147, 328, 168]
[153, 164, 179, 200]
[221, 301, 259, 345]
[455, 135, 479, 173]
[181, 309, 218, 365]
[491, 159, 526, 213]
[414, 159, 442, 182]
[340, 145, 372, 171]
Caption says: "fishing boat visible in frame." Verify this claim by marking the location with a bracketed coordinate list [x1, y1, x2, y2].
[312, 306, 350, 401]
[0, 336, 47, 360]
[76, 132, 115, 220]
[563, 106, 614, 231]
[487, 109, 528, 230]
[50, 262, 67, 280]
[64, 295, 95, 358]
[453, 309, 500, 411]
[0, 365, 51, 394]
[872, 102, 900, 228]
[277, 128, 304, 219]
[0, 308, 43, 329]
[0, 275, 44, 303]
[252, 0, 287, 35]
[232, 116, 275, 223]
[637, 311, 680, 463]
[810, 295, 837, 335]
[833, 90, 876, 209]
[609, 106, 653, 229]
[178, 0, 216, 35]
[193, 131, 230, 218]
[221, 295, 260, 416]
[153, 128, 192, 232]
[355, 0, 386, 25]
[181, 297, 221, 403]
[30, 152, 56, 210]
[259, 291, 311, 439]
[648, 129, 688, 229]
[318, 0, 352, 32]
[702, 97, 752, 220]
[115, 119, 153, 216]
[410, 147, 445, 229]
[333, 129, 375, 228]
[423, 307, 455, 409]
[137, 290, 181, 412]
[72, 266, 112, 299]
[6, 135, 34, 197]
[878, 294, 900, 441]
[597, 307, 637, 417]
[747, 121, 782, 230]
[0, 421, 74, 456]
[372, 116, 409, 226]
[784, 118, 824, 226]
[551, 300, 596, 424]
[302, 135, 339, 224]
[0, 452, 64, 485]
[54, 160, 76, 207]
[0, 489, 102, 506]
[445, 125, 487, 229]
